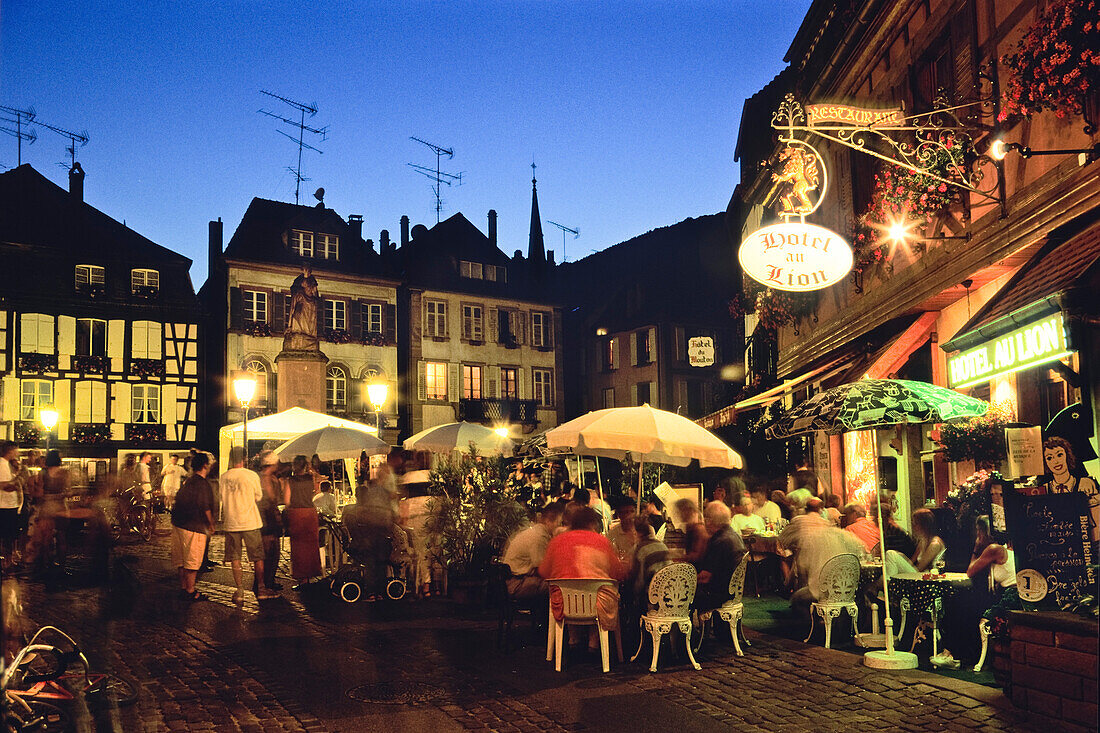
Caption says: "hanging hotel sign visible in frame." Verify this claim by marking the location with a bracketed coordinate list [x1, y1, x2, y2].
[738, 133, 854, 292]
[805, 103, 904, 127]
[688, 336, 715, 367]
[947, 312, 1072, 389]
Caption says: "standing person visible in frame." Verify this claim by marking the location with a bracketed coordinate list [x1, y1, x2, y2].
[138, 452, 154, 501]
[160, 454, 186, 511]
[255, 452, 283, 594]
[220, 447, 274, 604]
[400, 480, 437, 597]
[29, 450, 69, 571]
[170, 452, 215, 601]
[0, 442, 24, 568]
[283, 455, 322, 586]
[118, 454, 139, 492]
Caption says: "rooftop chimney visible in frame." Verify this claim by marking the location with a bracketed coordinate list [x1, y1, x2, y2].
[347, 214, 363, 240]
[69, 162, 84, 202]
[400, 216, 410, 247]
[380, 229, 391, 252]
[547, 251, 556, 266]
[208, 218, 223, 279]
[488, 209, 498, 247]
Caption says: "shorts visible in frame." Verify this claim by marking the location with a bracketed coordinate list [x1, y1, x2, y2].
[224, 529, 263, 563]
[170, 526, 208, 570]
[0, 508, 20, 540]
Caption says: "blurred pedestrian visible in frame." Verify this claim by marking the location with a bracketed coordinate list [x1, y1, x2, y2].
[161, 454, 186, 510]
[170, 452, 215, 601]
[0, 442, 24, 568]
[221, 447, 275, 604]
[283, 455, 322, 586]
[255, 451, 284, 593]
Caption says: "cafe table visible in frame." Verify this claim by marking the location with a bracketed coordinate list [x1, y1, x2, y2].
[887, 571, 971, 658]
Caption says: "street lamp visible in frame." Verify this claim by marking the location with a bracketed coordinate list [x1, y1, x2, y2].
[494, 426, 510, 438]
[39, 409, 59, 451]
[233, 374, 257, 461]
[366, 382, 388, 437]
[990, 137, 1100, 163]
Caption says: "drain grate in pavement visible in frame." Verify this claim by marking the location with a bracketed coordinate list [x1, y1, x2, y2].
[345, 680, 447, 705]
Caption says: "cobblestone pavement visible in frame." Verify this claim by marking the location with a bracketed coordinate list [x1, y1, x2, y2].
[10, 519, 1047, 733]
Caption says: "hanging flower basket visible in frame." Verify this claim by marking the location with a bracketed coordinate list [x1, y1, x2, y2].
[936, 401, 1014, 468]
[998, 0, 1100, 128]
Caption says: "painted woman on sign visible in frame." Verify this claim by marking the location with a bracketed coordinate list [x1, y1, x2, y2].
[284, 265, 320, 352]
[1041, 437, 1099, 549]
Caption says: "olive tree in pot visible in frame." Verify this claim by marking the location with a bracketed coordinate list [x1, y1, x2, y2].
[426, 450, 527, 602]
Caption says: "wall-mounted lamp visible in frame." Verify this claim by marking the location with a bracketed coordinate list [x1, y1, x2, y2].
[990, 138, 1100, 163]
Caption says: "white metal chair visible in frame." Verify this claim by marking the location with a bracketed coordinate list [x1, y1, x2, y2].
[694, 554, 750, 656]
[546, 579, 623, 673]
[973, 572, 997, 671]
[804, 553, 860, 649]
[630, 563, 702, 672]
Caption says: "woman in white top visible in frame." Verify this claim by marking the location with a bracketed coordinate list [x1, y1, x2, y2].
[966, 515, 1016, 589]
[884, 508, 946, 575]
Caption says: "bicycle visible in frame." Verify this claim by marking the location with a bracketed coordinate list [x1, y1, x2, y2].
[2, 640, 71, 733]
[111, 485, 156, 543]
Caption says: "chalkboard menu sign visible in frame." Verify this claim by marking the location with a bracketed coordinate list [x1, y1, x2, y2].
[1005, 492, 1096, 609]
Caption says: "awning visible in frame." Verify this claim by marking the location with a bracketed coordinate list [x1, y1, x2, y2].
[696, 358, 847, 430]
[862, 311, 938, 380]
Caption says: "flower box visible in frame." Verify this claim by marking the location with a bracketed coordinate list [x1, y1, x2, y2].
[18, 352, 58, 374]
[126, 424, 165, 443]
[14, 421, 40, 445]
[75, 283, 106, 299]
[243, 321, 273, 337]
[131, 285, 160, 300]
[71, 423, 111, 444]
[72, 355, 108, 374]
[322, 328, 354, 344]
[361, 332, 389, 347]
[129, 358, 165, 378]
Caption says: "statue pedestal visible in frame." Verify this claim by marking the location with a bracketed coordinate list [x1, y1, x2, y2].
[275, 350, 329, 412]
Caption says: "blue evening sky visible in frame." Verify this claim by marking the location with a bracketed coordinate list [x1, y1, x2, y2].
[2, 1, 809, 285]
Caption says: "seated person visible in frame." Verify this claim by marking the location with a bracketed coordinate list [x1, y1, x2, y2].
[777, 499, 830, 556]
[502, 501, 565, 599]
[751, 486, 782, 525]
[869, 495, 916, 558]
[627, 516, 671, 607]
[312, 480, 337, 517]
[730, 496, 765, 535]
[693, 502, 746, 612]
[606, 499, 639, 563]
[840, 503, 879, 553]
[539, 506, 625, 581]
[788, 524, 866, 618]
[562, 487, 593, 530]
[884, 508, 946, 575]
[675, 498, 709, 564]
[822, 494, 842, 525]
[770, 490, 793, 521]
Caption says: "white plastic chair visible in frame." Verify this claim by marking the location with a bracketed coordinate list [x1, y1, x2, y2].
[694, 554, 750, 656]
[630, 563, 702, 672]
[546, 579, 623, 673]
[804, 553, 860, 649]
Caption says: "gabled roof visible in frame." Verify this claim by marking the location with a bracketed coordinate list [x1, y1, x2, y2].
[401, 213, 511, 265]
[223, 197, 386, 276]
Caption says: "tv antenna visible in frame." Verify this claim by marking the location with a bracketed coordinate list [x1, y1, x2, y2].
[32, 119, 88, 169]
[0, 105, 37, 165]
[259, 89, 328, 205]
[546, 220, 579, 262]
[408, 136, 463, 222]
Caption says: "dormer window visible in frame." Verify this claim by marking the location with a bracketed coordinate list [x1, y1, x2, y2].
[290, 230, 314, 257]
[75, 264, 105, 288]
[459, 260, 505, 282]
[318, 233, 339, 260]
[131, 268, 160, 294]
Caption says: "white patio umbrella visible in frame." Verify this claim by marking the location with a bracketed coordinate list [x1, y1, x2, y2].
[545, 404, 743, 507]
[403, 421, 516, 455]
[273, 425, 389, 462]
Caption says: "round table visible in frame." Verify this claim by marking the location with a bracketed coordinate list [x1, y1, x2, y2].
[887, 572, 971, 657]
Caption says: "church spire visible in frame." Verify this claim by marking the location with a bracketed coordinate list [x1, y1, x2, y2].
[528, 162, 546, 264]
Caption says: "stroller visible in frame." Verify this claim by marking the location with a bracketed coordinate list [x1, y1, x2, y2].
[321, 514, 413, 603]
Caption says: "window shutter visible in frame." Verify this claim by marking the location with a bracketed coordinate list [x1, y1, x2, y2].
[489, 308, 498, 343]
[447, 362, 460, 403]
[162, 384, 177, 427]
[274, 291, 287, 331]
[58, 316, 76, 355]
[1, 380, 17, 421]
[647, 328, 656, 363]
[54, 379, 70, 426]
[229, 287, 243, 329]
[516, 367, 524, 399]
[487, 365, 500, 398]
[113, 382, 131, 423]
[417, 361, 427, 401]
[384, 303, 396, 344]
[648, 381, 658, 409]
[546, 312, 554, 348]
[349, 300, 362, 339]
[630, 383, 638, 406]
[74, 382, 90, 423]
[515, 312, 526, 345]
[951, 7, 977, 123]
[107, 320, 125, 359]
[349, 377, 363, 413]
[630, 332, 638, 366]
[150, 323, 163, 359]
[610, 337, 619, 370]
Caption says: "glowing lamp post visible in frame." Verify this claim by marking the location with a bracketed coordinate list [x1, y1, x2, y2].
[233, 375, 257, 460]
[39, 409, 59, 451]
[494, 426, 510, 438]
[367, 382, 388, 437]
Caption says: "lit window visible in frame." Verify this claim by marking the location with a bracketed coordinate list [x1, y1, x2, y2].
[324, 299, 346, 331]
[317, 233, 339, 260]
[290, 230, 314, 257]
[131, 321, 163, 359]
[244, 359, 268, 404]
[132, 384, 161, 423]
[364, 303, 383, 334]
[19, 313, 55, 354]
[462, 365, 482, 399]
[131, 269, 160, 293]
[243, 290, 268, 323]
[20, 380, 53, 420]
[73, 381, 108, 422]
[76, 318, 107, 357]
[425, 362, 447, 400]
[500, 367, 518, 399]
[532, 368, 553, 407]
[531, 312, 550, 348]
[326, 366, 347, 409]
[425, 300, 447, 338]
[462, 304, 483, 341]
[75, 264, 105, 287]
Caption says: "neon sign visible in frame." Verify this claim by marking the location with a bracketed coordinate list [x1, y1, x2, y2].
[948, 313, 1072, 388]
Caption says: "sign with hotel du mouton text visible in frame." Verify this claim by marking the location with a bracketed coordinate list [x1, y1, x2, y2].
[739, 137, 853, 293]
[947, 312, 1072, 389]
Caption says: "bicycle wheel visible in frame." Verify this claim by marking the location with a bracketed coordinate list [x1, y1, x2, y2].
[5, 698, 71, 733]
[86, 674, 138, 708]
[136, 507, 155, 543]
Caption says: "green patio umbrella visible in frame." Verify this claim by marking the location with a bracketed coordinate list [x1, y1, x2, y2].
[764, 378, 989, 670]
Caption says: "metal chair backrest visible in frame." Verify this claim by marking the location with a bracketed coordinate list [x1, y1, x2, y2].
[550, 579, 616, 621]
[728, 554, 749, 604]
[646, 562, 697, 618]
[815, 553, 860, 604]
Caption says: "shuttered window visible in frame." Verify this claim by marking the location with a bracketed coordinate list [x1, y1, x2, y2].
[132, 384, 160, 423]
[20, 380, 53, 420]
[424, 362, 447, 400]
[20, 313, 54, 354]
[532, 369, 553, 407]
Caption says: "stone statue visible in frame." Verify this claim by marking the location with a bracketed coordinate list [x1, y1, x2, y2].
[283, 265, 320, 352]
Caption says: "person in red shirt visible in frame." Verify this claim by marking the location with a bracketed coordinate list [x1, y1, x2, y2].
[539, 506, 625, 581]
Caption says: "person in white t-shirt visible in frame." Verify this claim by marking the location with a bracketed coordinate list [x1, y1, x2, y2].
[220, 447, 274, 603]
[731, 496, 766, 535]
[750, 486, 782, 525]
[0, 441, 24, 564]
[138, 452, 154, 501]
[160, 454, 186, 510]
